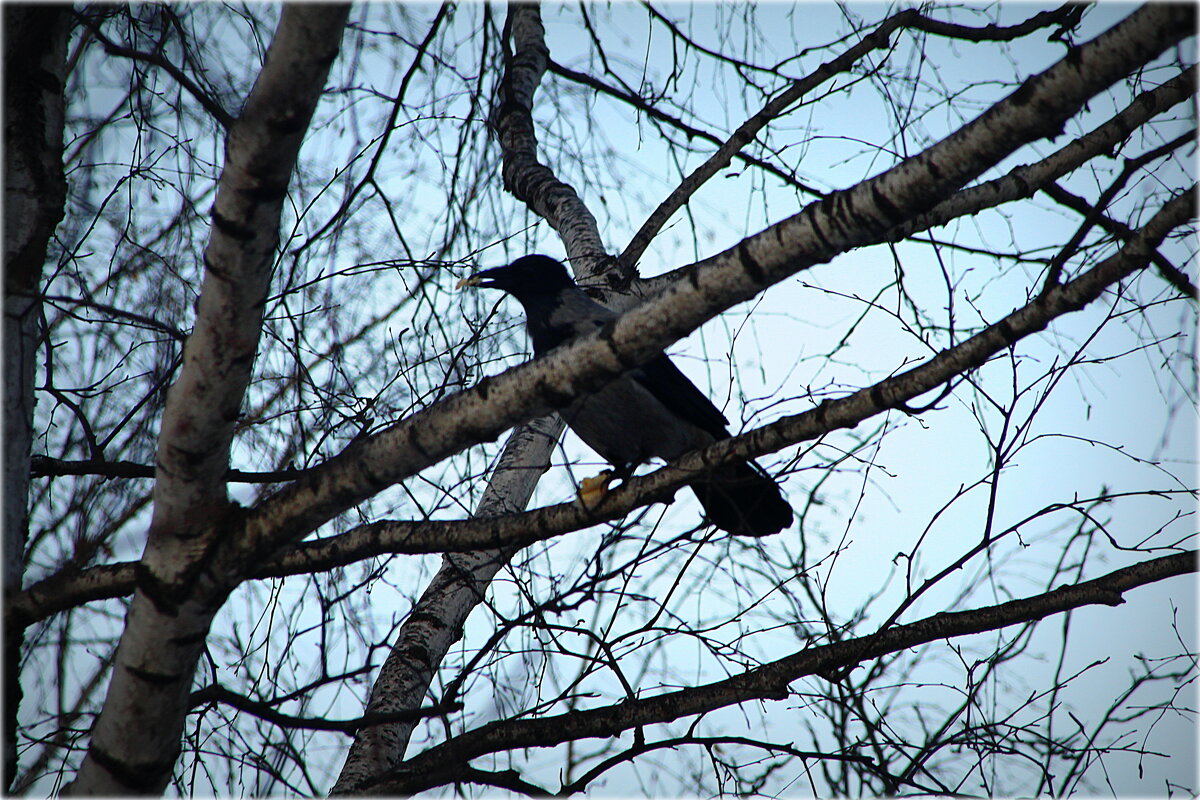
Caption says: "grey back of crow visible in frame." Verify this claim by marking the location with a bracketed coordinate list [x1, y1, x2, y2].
[460, 254, 792, 537]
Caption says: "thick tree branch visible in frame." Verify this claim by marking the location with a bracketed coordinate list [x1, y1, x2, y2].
[220, 3, 1192, 586]
[366, 550, 1196, 795]
[64, 6, 351, 795]
[620, 3, 1087, 268]
[11, 169, 1193, 637]
[904, 2, 1085, 42]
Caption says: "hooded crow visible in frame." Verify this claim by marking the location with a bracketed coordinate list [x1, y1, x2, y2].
[458, 254, 792, 537]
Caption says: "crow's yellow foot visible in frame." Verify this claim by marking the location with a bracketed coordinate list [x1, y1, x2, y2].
[577, 470, 614, 511]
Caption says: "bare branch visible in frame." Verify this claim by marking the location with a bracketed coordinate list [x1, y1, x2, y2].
[189, 684, 462, 734]
[14, 185, 1191, 632]
[368, 551, 1196, 795]
[620, 3, 1087, 268]
[73, 10, 236, 130]
[63, 6, 351, 794]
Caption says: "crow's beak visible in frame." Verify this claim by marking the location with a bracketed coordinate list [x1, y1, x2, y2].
[457, 265, 507, 290]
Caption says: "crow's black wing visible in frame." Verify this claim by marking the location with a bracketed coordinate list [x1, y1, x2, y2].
[630, 353, 730, 439]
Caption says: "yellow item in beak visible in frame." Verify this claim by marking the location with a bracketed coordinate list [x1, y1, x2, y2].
[455, 275, 482, 290]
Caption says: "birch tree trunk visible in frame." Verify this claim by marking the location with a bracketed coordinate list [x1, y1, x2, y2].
[7, 3, 1194, 794]
[330, 413, 565, 792]
[335, 4, 1195, 790]
[332, 4, 618, 790]
[63, 6, 351, 793]
[2, 6, 72, 790]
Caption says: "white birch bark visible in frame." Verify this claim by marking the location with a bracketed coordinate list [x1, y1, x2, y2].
[330, 413, 565, 793]
[64, 6, 350, 794]
[332, 3, 615, 791]
[10, 1, 1193, 637]
[332, 2, 1193, 791]
[2, 7, 72, 788]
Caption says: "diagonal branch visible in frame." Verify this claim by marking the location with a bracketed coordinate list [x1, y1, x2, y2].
[219, 2, 1193, 581]
[14, 187, 1192, 635]
[620, 3, 1086, 268]
[63, 6, 351, 795]
[368, 550, 1196, 795]
[1043, 181, 1197, 299]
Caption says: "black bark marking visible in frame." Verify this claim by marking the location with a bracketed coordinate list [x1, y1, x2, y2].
[87, 743, 181, 792]
[1008, 80, 1035, 108]
[203, 252, 230, 280]
[869, 384, 888, 409]
[407, 424, 431, 459]
[211, 209, 255, 241]
[924, 157, 942, 182]
[870, 185, 904, 225]
[997, 318, 1020, 346]
[135, 562, 181, 616]
[599, 321, 638, 368]
[396, 642, 435, 670]
[808, 203, 833, 252]
[168, 629, 208, 647]
[737, 240, 766, 283]
[125, 663, 184, 686]
[267, 107, 310, 135]
[169, 441, 218, 470]
[236, 179, 289, 204]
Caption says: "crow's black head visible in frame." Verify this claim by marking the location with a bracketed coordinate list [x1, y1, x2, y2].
[457, 255, 575, 303]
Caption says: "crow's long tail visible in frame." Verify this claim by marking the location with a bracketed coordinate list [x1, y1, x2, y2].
[689, 460, 792, 537]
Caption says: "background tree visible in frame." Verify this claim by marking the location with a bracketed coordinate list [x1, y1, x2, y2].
[6, 2, 1195, 796]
